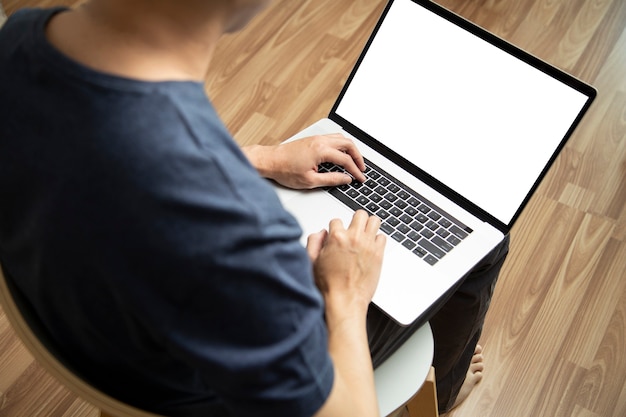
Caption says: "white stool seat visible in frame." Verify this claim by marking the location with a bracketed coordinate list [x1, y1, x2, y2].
[374, 322, 434, 416]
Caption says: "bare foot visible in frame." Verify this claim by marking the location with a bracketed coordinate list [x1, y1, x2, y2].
[449, 345, 484, 412]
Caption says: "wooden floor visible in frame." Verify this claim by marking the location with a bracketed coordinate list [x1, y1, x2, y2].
[1, 0, 624, 416]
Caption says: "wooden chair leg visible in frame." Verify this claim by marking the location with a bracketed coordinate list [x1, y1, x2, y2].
[406, 367, 439, 417]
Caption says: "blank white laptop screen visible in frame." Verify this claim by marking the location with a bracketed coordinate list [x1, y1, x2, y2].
[334, 0, 590, 225]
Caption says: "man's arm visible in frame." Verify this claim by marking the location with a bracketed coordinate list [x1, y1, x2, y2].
[247, 134, 385, 416]
[242, 134, 367, 189]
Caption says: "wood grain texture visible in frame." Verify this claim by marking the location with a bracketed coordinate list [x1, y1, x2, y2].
[1, 1, 625, 416]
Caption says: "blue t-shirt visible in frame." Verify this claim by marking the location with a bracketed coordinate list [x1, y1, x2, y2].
[0, 8, 333, 417]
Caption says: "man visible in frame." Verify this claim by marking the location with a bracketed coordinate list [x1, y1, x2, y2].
[0, 1, 508, 415]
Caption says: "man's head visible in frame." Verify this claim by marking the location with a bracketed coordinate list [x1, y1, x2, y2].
[46, 0, 276, 80]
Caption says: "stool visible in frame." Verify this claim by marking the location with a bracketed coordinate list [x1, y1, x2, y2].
[374, 322, 438, 417]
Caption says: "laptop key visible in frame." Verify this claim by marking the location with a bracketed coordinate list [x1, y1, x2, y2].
[423, 254, 439, 265]
[428, 211, 442, 221]
[380, 222, 395, 235]
[368, 170, 381, 180]
[408, 230, 421, 241]
[366, 202, 380, 213]
[426, 221, 439, 231]
[346, 189, 360, 199]
[432, 235, 454, 252]
[390, 207, 403, 217]
[399, 214, 413, 224]
[416, 213, 429, 223]
[397, 190, 410, 200]
[378, 199, 391, 208]
[387, 217, 401, 227]
[394, 200, 408, 209]
[370, 195, 383, 205]
[438, 218, 452, 228]
[397, 224, 411, 234]
[402, 240, 417, 250]
[418, 239, 446, 259]
[409, 221, 424, 231]
[405, 206, 419, 216]
[449, 225, 469, 239]
[375, 186, 388, 195]
[357, 195, 369, 206]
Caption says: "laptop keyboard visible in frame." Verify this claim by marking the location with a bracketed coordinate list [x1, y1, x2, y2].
[319, 158, 472, 265]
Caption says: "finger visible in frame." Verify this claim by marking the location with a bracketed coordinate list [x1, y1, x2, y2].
[343, 158, 367, 183]
[321, 134, 365, 170]
[323, 150, 367, 183]
[326, 135, 366, 173]
[340, 140, 367, 173]
[315, 135, 366, 182]
[328, 217, 347, 235]
[348, 210, 369, 231]
[364, 214, 382, 235]
[375, 233, 387, 250]
[308, 171, 353, 188]
[306, 229, 327, 261]
[322, 133, 349, 139]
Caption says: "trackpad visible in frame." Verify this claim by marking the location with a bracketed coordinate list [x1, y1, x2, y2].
[281, 192, 355, 245]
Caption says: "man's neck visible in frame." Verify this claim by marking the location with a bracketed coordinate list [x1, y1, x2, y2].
[45, 0, 228, 82]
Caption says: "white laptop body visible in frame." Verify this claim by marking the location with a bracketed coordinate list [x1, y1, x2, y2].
[274, 0, 596, 326]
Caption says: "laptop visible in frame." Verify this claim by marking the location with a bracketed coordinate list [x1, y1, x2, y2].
[273, 0, 596, 326]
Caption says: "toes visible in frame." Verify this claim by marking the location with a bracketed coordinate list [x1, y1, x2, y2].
[469, 360, 485, 373]
[473, 371, 484, 383]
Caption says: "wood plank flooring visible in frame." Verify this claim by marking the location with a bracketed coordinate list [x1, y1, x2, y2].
[1, 1, 624, 416]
